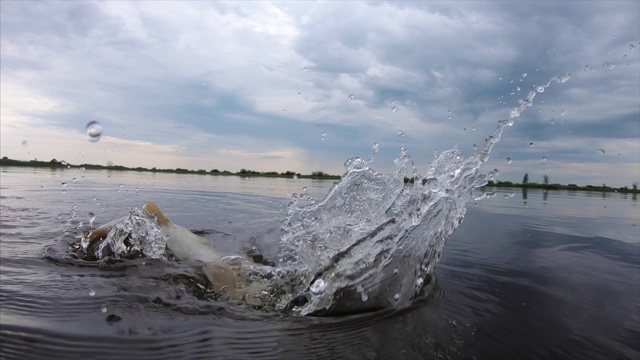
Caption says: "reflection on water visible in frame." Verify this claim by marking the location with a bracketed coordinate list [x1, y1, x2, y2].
[1, 168, 639, 360]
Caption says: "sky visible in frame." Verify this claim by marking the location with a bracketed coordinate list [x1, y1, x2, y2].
[1, 1, 639, 187]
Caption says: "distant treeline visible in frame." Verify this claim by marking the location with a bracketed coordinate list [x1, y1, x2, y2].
[483, 180, 639, 193]
[0, 157, 341, 180]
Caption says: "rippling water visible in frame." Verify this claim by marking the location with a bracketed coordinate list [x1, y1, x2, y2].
[1, 168, 639, 359]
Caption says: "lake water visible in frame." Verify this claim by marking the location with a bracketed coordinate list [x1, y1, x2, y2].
[1, 167, 638, 360]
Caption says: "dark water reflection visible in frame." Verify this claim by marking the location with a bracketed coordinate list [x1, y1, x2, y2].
[1, 168, 638, 359]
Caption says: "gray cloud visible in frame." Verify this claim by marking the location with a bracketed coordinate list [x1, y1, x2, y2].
[1, 1, 638, 186]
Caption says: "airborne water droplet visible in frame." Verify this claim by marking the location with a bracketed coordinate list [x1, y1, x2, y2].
[89, 289, 95, 297]
[321, 131, 327, 141]
[416, 277, 424, 287]
[529, 142, 535, 147]
[372, 142, 380, 155]
[630, 44, 636, 50]
[390, 106, 399, 113]
[536, 86, 545, 93]
[393, 293, 400, 302]
[506, 157, 512, 164]
[522, 73, 527, 78]
[86, 121, 103, 142]
[101, 305, 107, 313]
[603, 61, 616, 70]
[348, 94, 355, 100]
[397, 129, 405, 136]
[597, 148, 605, 154]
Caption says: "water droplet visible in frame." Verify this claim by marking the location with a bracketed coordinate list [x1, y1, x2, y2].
[597, 148, 605, 154]
[603, 61, 616, 70]
[393, 293, 400, 302]
[424, 178, 440, 192]
[302, 67, 308, 72]
[89, 289, 95, 297]
[549, 118, 555, 125]
[302, 186, 307, 193]
[516, 86, 521, 92]
[101, 305, 108, 313]
[416, 277, 424, 287]
[529, 142, 535, 147]
[310, 279, 326, 295]
[536, 86, 545, 93]
[393, 268, 398, 275]
[506, 157, 512, 164]
[348, 94, 355, 100]
[522, 73, 527, 78]
[61, 160, 68, 166]
[297, 92, 302, 96]
[542, 154, 548, 162]
[583, 64, 591, 72]
[397, 129, 405, 136]
[61, 181, 67, 187]
[390, 106, 399, 113]
[372, 142, 380, 155]
[86, 121, 103, 142]
[630, 44, 636, 50]
[21, 140, 27, 146]
[561, 110, 567, 117]
[321, 131, 327, 141]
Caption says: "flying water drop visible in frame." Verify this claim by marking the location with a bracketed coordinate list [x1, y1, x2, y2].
[89, 289, 95, 297]
[603, 62, 616, 70]
[86, 121, 103, 142]
[597, 148, 605, 154]
[321, 131, 327, 141]
[390, 106, 399, 113]
[529, 142, 535, 147]
[348, 94, 355, 100]
[397, 129, 405, 136]
[506, 157, 512, 164]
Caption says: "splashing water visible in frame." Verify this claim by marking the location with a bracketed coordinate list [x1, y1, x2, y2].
[96, 208, 168, 260]
[276, 73, 571, 315]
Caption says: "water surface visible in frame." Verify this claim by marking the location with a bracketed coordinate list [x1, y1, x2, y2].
[1, 167, 638, 359]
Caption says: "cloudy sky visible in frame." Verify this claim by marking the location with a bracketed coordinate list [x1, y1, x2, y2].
[1, 1, 638, 187]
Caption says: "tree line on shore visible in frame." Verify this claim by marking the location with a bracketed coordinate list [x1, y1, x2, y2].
[2, 157, 637, 193]
[0, 156, 341, 180]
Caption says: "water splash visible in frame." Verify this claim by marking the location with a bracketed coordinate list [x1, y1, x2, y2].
[96, 208, 168, 260]
[277, 73, 571, 315]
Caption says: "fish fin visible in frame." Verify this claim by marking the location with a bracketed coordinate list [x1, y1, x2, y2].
[142, 202, 170, 226]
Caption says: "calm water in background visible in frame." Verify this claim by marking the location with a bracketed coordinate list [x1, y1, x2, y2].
[0, 167, 638, 360]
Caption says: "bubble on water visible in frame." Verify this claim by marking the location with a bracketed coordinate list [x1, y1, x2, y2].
[397, 129, 405, 136]
[522, 73, 527, 78]
[506, 157, 512, 164]
[101, 305, 108, 313]
[597, 148, 605, 154]
[348, 94, 355, 100]
[309, 278, 326, 295]
[536, 86, 545, 93]
[603, 61, 616, 70]
[321, 131, 327, 141]
[529, 142, 535, 147]
[423, 178, 441, 192]
[630, 44, 636, 51]
[89, 289, 95, 297]
[390, 106, 399, 113]
[86, 121, 103, 142]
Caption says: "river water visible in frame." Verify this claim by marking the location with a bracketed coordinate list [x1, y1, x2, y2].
[1, 167, 638, 359]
